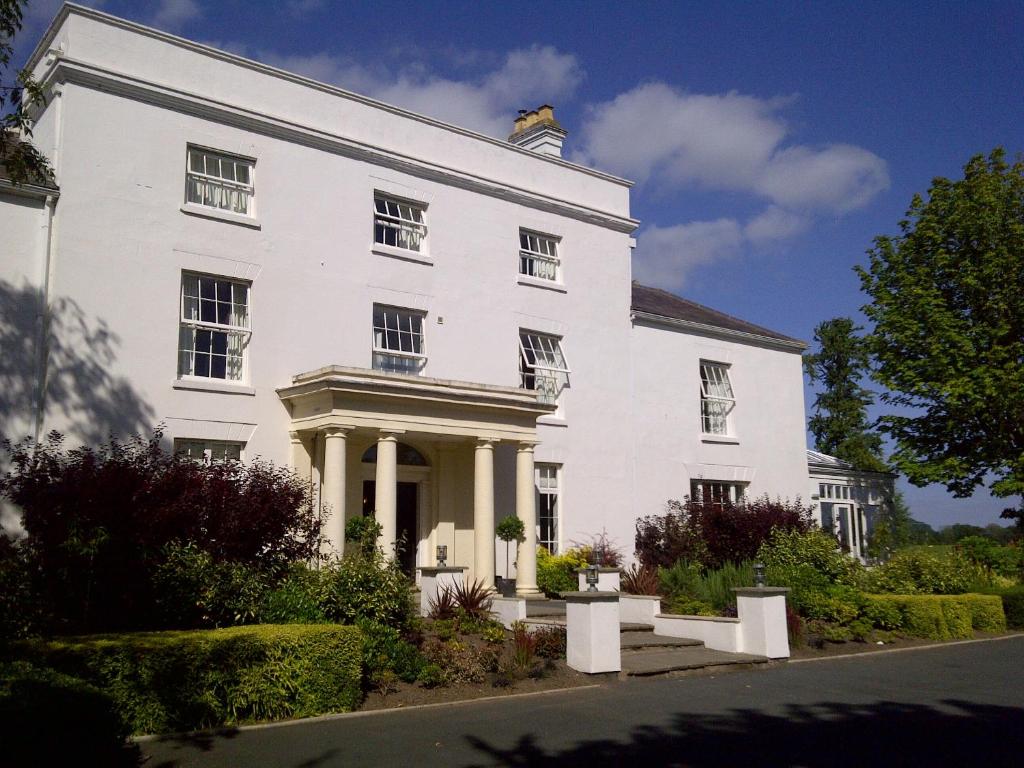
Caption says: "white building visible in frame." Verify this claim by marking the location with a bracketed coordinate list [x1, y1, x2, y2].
[807, 450, 896, 560]
[2, 4, 811, 590]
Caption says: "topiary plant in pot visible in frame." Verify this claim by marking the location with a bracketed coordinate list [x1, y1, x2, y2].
[495, 516, 526, 597]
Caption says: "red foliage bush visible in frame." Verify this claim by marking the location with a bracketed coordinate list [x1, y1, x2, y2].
[0, 429, 322, 633]
[635, 495, 813, 570]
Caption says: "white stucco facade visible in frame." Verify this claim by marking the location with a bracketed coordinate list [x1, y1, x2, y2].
[3, 5, 812, 586]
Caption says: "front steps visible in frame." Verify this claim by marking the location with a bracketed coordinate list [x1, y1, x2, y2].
[522, 598, 771, 677]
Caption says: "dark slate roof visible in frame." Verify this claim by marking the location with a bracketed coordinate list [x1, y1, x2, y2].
[630, 282, 804, 345]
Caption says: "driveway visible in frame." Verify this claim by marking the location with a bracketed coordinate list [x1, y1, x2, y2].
[142, 635, 1024, 767]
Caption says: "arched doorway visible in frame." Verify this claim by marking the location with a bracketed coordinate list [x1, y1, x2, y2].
[361, 442, 430, 577]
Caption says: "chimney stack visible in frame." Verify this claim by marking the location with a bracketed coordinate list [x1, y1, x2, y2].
[508, 104, 567, 158]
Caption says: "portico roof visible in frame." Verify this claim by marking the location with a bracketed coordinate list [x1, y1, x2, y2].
[277, 366, 556, 442]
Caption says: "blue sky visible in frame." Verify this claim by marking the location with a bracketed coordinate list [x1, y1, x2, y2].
[17, 0, 1024, 528]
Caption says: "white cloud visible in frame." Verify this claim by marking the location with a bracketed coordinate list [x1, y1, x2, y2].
[633, 219, 744, 287]
[258, 45, 582, 137]
[743, 205, 810, 245]
[576, 82, 888, 214]
[151, 0, 201, 31]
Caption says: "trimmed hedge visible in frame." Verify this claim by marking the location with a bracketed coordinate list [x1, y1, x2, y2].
[973, 586, 1024, 630]
[0, 661, 134, 766]
[862, 594, 1005, 640]
[11, 624, 362, 735]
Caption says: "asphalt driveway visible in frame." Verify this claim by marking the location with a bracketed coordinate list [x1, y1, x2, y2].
[142, 635, 1024, 767]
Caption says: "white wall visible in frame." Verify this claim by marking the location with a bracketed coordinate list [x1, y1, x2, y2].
[631, 321, 811, 526]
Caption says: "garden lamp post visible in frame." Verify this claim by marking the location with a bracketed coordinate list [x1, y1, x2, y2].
[586, 564, 599, 592]
[436, 544, 447, 567]
[754, 562, 766, 587]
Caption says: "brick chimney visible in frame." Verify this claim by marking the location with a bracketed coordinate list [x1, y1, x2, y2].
[508, 104, 567, 158]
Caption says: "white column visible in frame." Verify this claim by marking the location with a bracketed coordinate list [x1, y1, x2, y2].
[473, 438, 496, 591]
[289, 431, 312, 477]
[516, 442, 540, 596]
[320, 427, 349, 557]
[375, 431, 400, 560]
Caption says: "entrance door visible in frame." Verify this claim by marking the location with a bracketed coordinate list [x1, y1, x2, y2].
[362, 480, 418, 577]
[834, 503, 854, 555]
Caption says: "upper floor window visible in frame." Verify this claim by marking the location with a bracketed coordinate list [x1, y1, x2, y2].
[519, 331, 570, 404]
[374, 195, 427, 252]
[690, 480, 746, 508]
[186, 147, 254, 216]
[178, 274, 250, 382]
[700, 361, 734, 435]
[519, 230, 560, 281]
[373, 304, 426, 374]
[174, 439, 243, 465]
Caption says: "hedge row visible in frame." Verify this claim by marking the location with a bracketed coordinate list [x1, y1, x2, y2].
[862, 594, 1006, 640]
[971, 586, 1024, 630]
[11, 624, 362, 735]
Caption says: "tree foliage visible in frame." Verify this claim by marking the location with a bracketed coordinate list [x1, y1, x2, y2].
[803, 317, 888, 471]
[1, 0, 54, 185]
[857, 148, 1024, 519]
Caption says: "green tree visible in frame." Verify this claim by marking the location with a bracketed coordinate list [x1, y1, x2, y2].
[857, 149, 1024, 525]
[868, 489, 913, 556]
[803, 317, 888, 471]
[1, 0, 54, 185]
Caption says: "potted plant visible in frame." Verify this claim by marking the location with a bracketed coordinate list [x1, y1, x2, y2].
[495, 515, 526, 597]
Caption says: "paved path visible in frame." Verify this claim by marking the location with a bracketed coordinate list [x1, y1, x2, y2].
[141, 635, 1024, 767]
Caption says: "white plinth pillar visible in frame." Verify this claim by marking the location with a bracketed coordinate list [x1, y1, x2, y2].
[473, 438, 496, 591]
[515, 442, 540, 596]
[417, 567, 467, 617]
[564, 592, 621, 673]
[735, 587, 791, 659]
[320, 427, 349, 557]
[376, 432, 400, 560]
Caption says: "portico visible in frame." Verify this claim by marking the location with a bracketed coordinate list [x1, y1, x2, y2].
[278, 366, 555, 594]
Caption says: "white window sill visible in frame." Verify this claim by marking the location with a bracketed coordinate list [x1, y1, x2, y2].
[701, 435, 739, 445]
[517, 275, 566, 293]
[173, 378, 256, 396]
[538, 415, 568, 428]
[372, 244, 433, 266]
[180, 203, 261, 229]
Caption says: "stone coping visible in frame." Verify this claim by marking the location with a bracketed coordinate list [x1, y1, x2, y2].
[573, 567, 622, 573]
[417, 566, 468, 574]
[656, 613, 741, 623]
[562, 591, 621, 602]
[732, 587, 791, 597]
[619, 594, 662, 601]
[490, 596, 525, 602]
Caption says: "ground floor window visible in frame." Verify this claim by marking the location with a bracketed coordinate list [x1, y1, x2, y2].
[537, 463, 560, 554]
[173, 439, 243, 465]
[690, 480, 746, 508]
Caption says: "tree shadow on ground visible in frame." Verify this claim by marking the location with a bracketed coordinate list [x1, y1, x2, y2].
[0, 278, 155, 447]
[465, 698, 1024, 767]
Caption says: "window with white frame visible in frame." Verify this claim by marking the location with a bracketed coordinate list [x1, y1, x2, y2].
[185, 147, 254, 216]
[519, 331, 570, 404]
[372, 304, 426, 374]
[519, 230, 560, 281]
[537, 463, 560, 554]
[174, 439, 243, 465]
[700, 361, 735, 435]
[374, 194, 427, 252]
[178, 274, 250, 382]
[690, 480, 746, 508]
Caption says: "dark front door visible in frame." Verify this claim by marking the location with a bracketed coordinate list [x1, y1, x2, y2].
[362, 480, 418, 577]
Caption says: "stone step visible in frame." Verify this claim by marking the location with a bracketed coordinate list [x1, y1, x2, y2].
[620, 631, 701, 650]
[620, 647, 770, 677]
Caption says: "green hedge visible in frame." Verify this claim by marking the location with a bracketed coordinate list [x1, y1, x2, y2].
[862, 594, 1006, 640]
[0, 661, 134, 765]
[973, 586, 1024, 630]
[12, 624, 362, 735]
